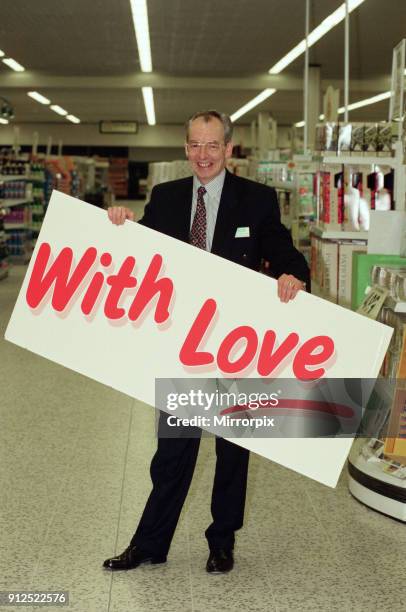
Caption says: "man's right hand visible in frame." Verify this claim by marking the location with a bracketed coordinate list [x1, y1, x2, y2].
[107, 206, 135, 225]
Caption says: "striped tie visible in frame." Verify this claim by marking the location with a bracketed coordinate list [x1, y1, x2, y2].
[190, 186, 207, 250]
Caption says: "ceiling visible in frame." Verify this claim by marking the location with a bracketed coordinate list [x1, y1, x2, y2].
[0, 0, 405, 126]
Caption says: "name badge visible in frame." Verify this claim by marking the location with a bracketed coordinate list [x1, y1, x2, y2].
[235, 226, 250, 238]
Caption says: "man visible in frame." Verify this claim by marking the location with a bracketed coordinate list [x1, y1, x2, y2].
[104, 110, 309, 574]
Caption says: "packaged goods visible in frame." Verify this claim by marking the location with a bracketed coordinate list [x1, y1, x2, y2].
[320, 239, 338, 302]
[343, 165, 369, 231]
[320, 165, 343, 228]
[337, 241, 368, 308]
[351, 253, 406, 309]
[377, 123, 393, 154]
[363, 123, 379, 153]
[338, 124, 352, 153]
[324, 122, 338, 153]
[350, 123, 365, 153]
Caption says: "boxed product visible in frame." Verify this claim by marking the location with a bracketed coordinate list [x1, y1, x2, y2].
[338, 241, 368, 309]
[366, 170, 391, 211]
[320, 165, 343, 228]
[343, 165, 369, 231]
[324, 122, 338, 153]
[338, 124, 352, 153]
[310, 233, 320, 285]
[351, 253, 406, 310]
[377, 123, 393, 154]
[315, 124, 326, 152]
[296, 171, 316, 217]
[350, 123, 365, 153]
[363, 123, 379, 153]
[320, 239, 339, 302]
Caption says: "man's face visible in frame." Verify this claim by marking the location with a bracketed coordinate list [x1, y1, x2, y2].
[185, 117, 233, 184]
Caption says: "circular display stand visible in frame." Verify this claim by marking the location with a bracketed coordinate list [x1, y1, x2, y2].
[348, 449, 406, 522]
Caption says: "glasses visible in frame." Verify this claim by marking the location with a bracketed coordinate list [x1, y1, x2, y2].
[186, 141, 225, 154]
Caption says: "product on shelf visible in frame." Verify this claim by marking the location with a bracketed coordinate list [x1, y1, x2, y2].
[315, 120, 397, 157]
[319, 165, 343, 228]
[343, 165, 369, 231]
[0, 159, 29, 176]
[337, 123, 352, 153]
[337, 241, 368, 308]
[0, 180, 27, 200]
[350, 123, 365, 153]
[351, 253, 406, 310]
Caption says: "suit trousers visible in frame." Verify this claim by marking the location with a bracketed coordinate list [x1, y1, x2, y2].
[131, 411, 250, 555]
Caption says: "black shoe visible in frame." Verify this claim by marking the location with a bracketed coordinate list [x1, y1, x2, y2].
[206, 549, 234, 574]
[103, 544, 167, 571]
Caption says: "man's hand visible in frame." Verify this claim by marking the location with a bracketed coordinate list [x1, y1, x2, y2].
[277, 274, 306, 303]
[107, 206, 135, 225]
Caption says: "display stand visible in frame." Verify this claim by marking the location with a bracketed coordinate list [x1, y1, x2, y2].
[348, 439, 406, 522]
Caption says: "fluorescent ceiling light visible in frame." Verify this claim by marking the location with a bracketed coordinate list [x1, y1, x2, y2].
[297, 91, 391, 125]
[130, 0, 153, 72]
[338, 91, 391, 112]
[0, 49, 4, 57]
[233, 1, 366, 123]
[0, 118, 9, 125]
[28, 91, 51, 105]
[142, 86, 156, 125]
[230, 89, 276, 122]
[2, 57, 25, 72]
[66, 114, 81, 124]
[50, 104, 68, 116]
[269, 0, 366, 74]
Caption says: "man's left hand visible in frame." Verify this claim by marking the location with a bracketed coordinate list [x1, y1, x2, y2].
[277, 274, 306, 303]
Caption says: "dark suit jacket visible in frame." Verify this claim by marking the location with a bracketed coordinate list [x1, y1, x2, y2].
[139, 169, 310, 286]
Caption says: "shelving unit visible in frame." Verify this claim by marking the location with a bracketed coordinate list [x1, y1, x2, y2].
[0, 198, 32, 208]
[0, 166, 30, 274]
[310, 225, 369, 241]
[322, 155, 395, 166]
[322, 141, 406, 212]
[0, 174, 30, 181]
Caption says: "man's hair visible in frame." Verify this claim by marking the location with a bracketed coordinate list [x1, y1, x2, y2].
[185, 110, 233, 144]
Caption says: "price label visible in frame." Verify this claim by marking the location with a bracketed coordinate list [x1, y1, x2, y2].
[357, 285, 389, 320]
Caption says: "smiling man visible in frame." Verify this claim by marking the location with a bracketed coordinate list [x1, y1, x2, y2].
[104, 110, 310, 574]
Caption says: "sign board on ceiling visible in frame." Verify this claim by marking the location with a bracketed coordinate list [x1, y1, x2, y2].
[99, 121, 138, 134]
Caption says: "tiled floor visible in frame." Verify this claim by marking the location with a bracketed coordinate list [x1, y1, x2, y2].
[1, 211, 406, 611]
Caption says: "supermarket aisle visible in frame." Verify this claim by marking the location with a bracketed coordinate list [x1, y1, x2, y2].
[1, 266, 406, 612]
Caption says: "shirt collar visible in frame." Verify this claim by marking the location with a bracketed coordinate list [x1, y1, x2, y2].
[193, 169, 226, 199]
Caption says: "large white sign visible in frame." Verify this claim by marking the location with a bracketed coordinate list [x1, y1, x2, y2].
[5, 191, 392, 487]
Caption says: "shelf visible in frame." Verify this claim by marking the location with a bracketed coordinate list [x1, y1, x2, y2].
[322, 155, 396, 167]
[272, 182, 295, 191]
[4, 223, 28, 230]
[0, 175, 30, 182]
[384, 295, 406, 314]
[310, 225, 368, 240]
[0, 198, 32, 208]
[8, 255, 31, 264]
